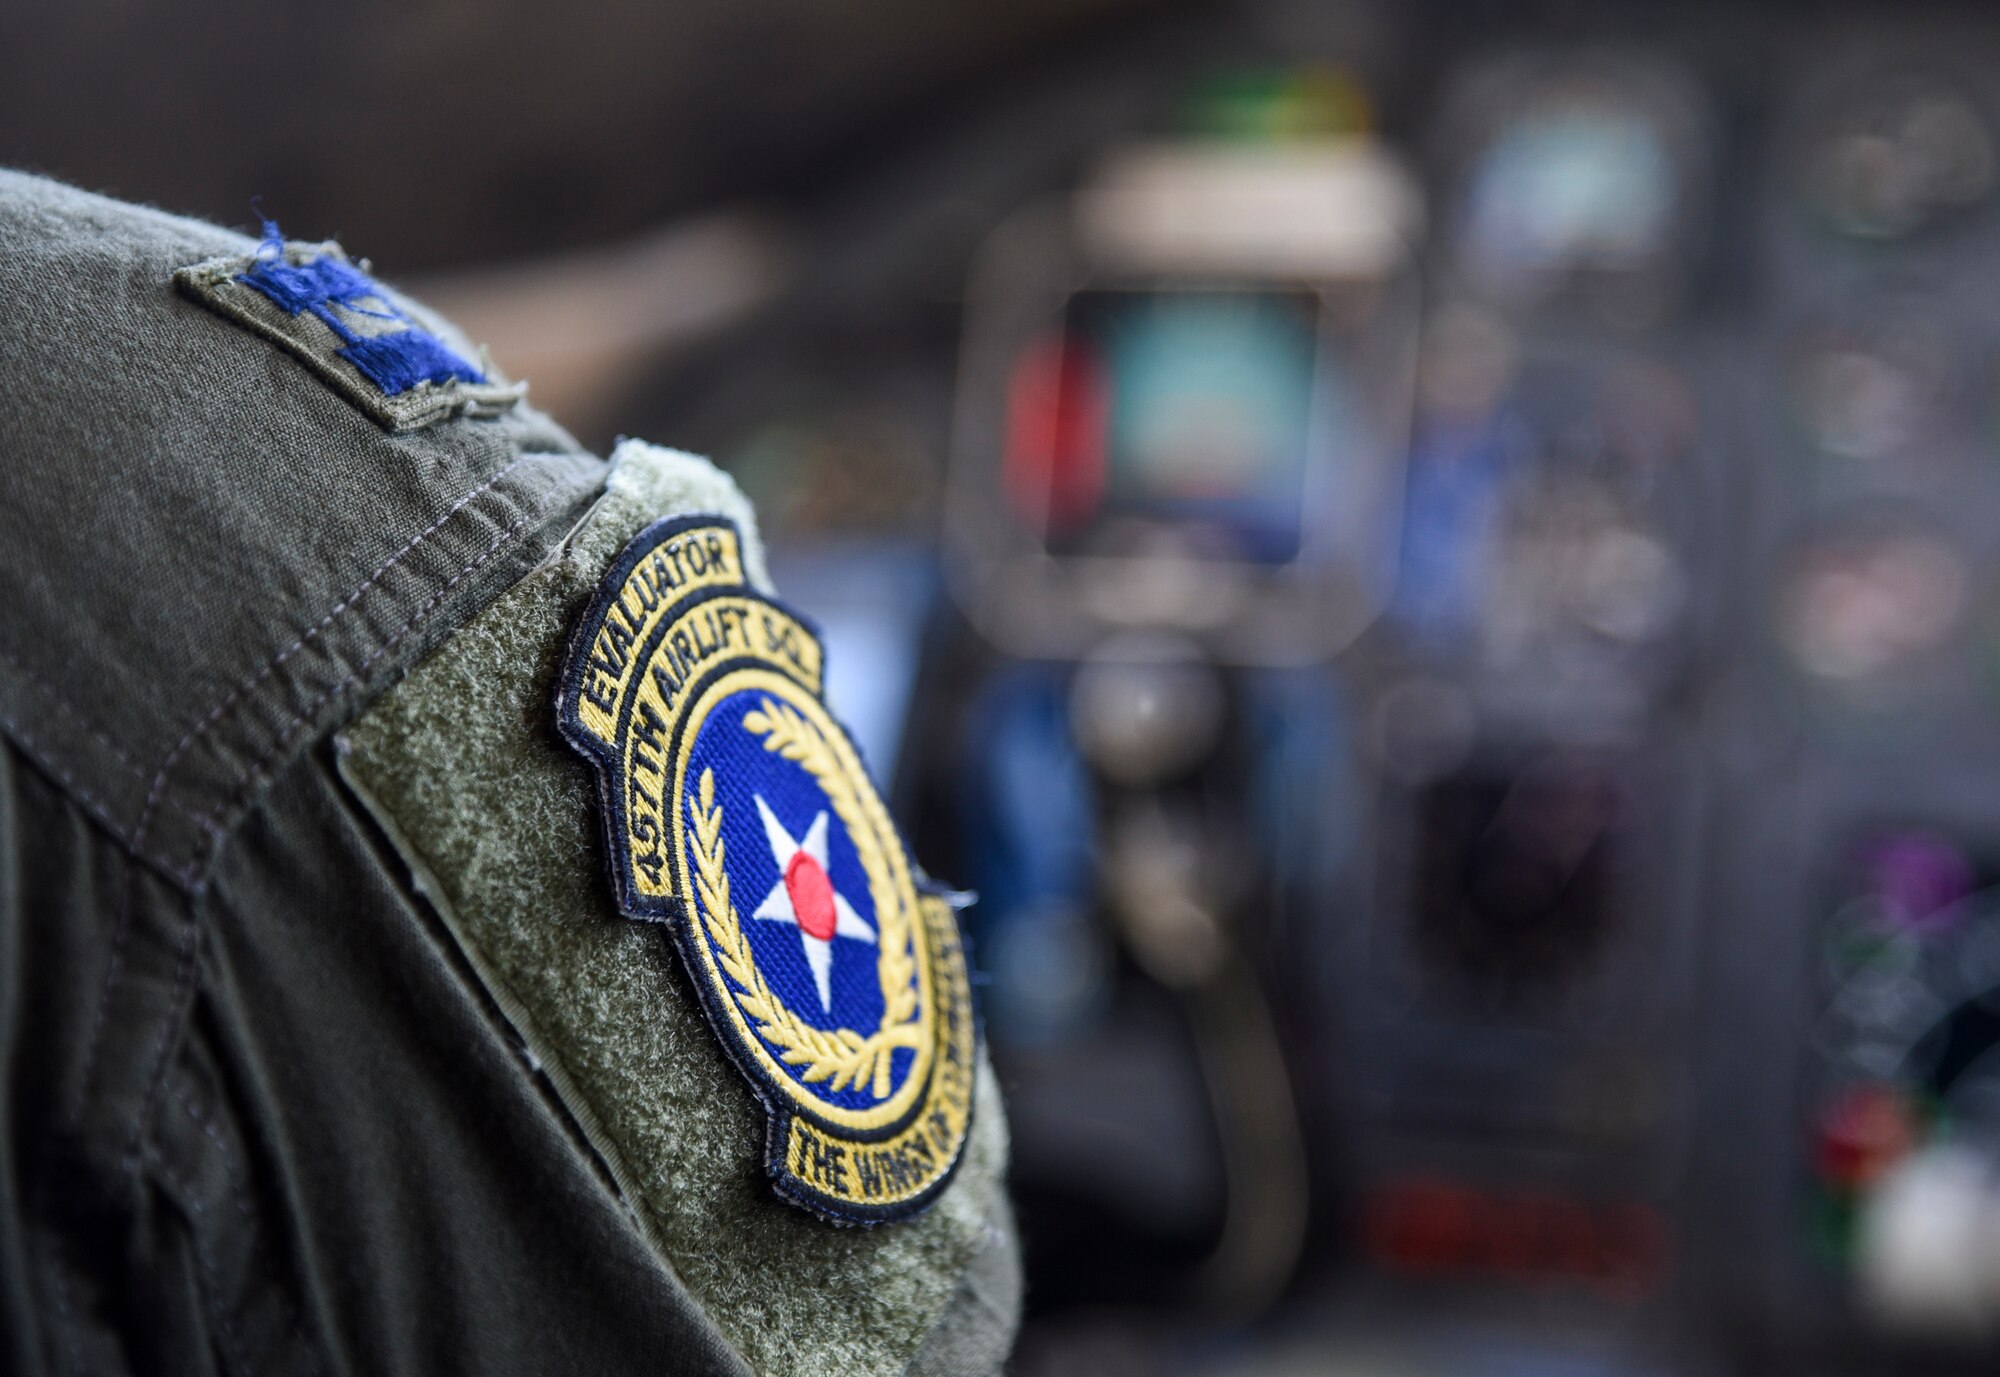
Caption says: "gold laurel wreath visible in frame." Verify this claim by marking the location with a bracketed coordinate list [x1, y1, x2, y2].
[685, 699, 920, 1099]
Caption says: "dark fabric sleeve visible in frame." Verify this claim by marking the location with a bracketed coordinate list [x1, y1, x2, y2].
[184, 747, 753, 1376]
[0, 737, 219, 1377]
[0, 743, 40, 1376]
[2, 733, 753, 1376]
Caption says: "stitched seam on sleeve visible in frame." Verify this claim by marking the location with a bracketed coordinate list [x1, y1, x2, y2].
[132, 452, 545, 856]
[70, 857, 140, 1130]
[145, 1147, 261, 1377]
[123, 893, 203, 1177]
[0, 646, 152, 784]
[172, 1087, 327, 1376]
[173, 1087, 257, 1221]
[177, 498, 550, 891]
[0, 708, 151, 855]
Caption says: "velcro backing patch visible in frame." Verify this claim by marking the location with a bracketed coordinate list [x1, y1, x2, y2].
[176, 231, 523, 432]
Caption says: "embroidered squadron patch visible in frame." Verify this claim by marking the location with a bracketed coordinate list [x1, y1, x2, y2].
[176, 228, 523, 433]
[555, 516, 977, 1224]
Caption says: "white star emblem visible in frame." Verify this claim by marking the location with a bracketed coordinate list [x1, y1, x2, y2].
[751, 795, 876, 1012]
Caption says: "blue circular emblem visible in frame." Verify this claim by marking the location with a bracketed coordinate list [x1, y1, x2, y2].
[683, 687, 918, 1114]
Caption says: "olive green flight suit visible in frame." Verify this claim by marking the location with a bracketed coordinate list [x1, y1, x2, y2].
[0, 170, 1017, 1376]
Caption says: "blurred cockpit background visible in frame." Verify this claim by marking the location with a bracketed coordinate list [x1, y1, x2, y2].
[22, 2, 2000, 1372]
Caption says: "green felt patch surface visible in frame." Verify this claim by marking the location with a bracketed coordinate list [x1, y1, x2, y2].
[336, 441, 1012, 1377]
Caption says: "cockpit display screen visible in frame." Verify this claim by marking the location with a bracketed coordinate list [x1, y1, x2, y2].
[1002, 289, 1329, 565]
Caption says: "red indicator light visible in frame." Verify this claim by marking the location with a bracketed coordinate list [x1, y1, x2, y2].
[1814, 1083, 1919, 1191]
[1002, 331, 1108, 538]
[1363, 1177, 1668, 1299]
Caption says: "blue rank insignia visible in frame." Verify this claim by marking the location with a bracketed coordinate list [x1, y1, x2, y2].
[555, 515, 978, 1224]
[175, 228, 523, 433]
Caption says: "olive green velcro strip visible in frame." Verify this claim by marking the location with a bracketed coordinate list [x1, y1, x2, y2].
[335, 440, 1012, 1377]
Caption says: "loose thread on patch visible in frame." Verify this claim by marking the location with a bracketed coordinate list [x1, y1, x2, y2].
[229, 222, 489, 394]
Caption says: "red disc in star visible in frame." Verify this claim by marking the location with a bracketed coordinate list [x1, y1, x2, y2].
[786, 851, 838, 941]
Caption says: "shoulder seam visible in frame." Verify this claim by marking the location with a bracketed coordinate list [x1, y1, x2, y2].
[0, 451, 603, 893]
[0, 645, 150, 783]
[132, 452, 543, 862]
[173, 486, 555, 892]
[0, 706, 151, 855]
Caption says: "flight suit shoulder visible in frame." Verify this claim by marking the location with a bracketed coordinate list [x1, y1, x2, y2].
[335, 439, 1017, 1377]
[0, 170, 603, 891]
